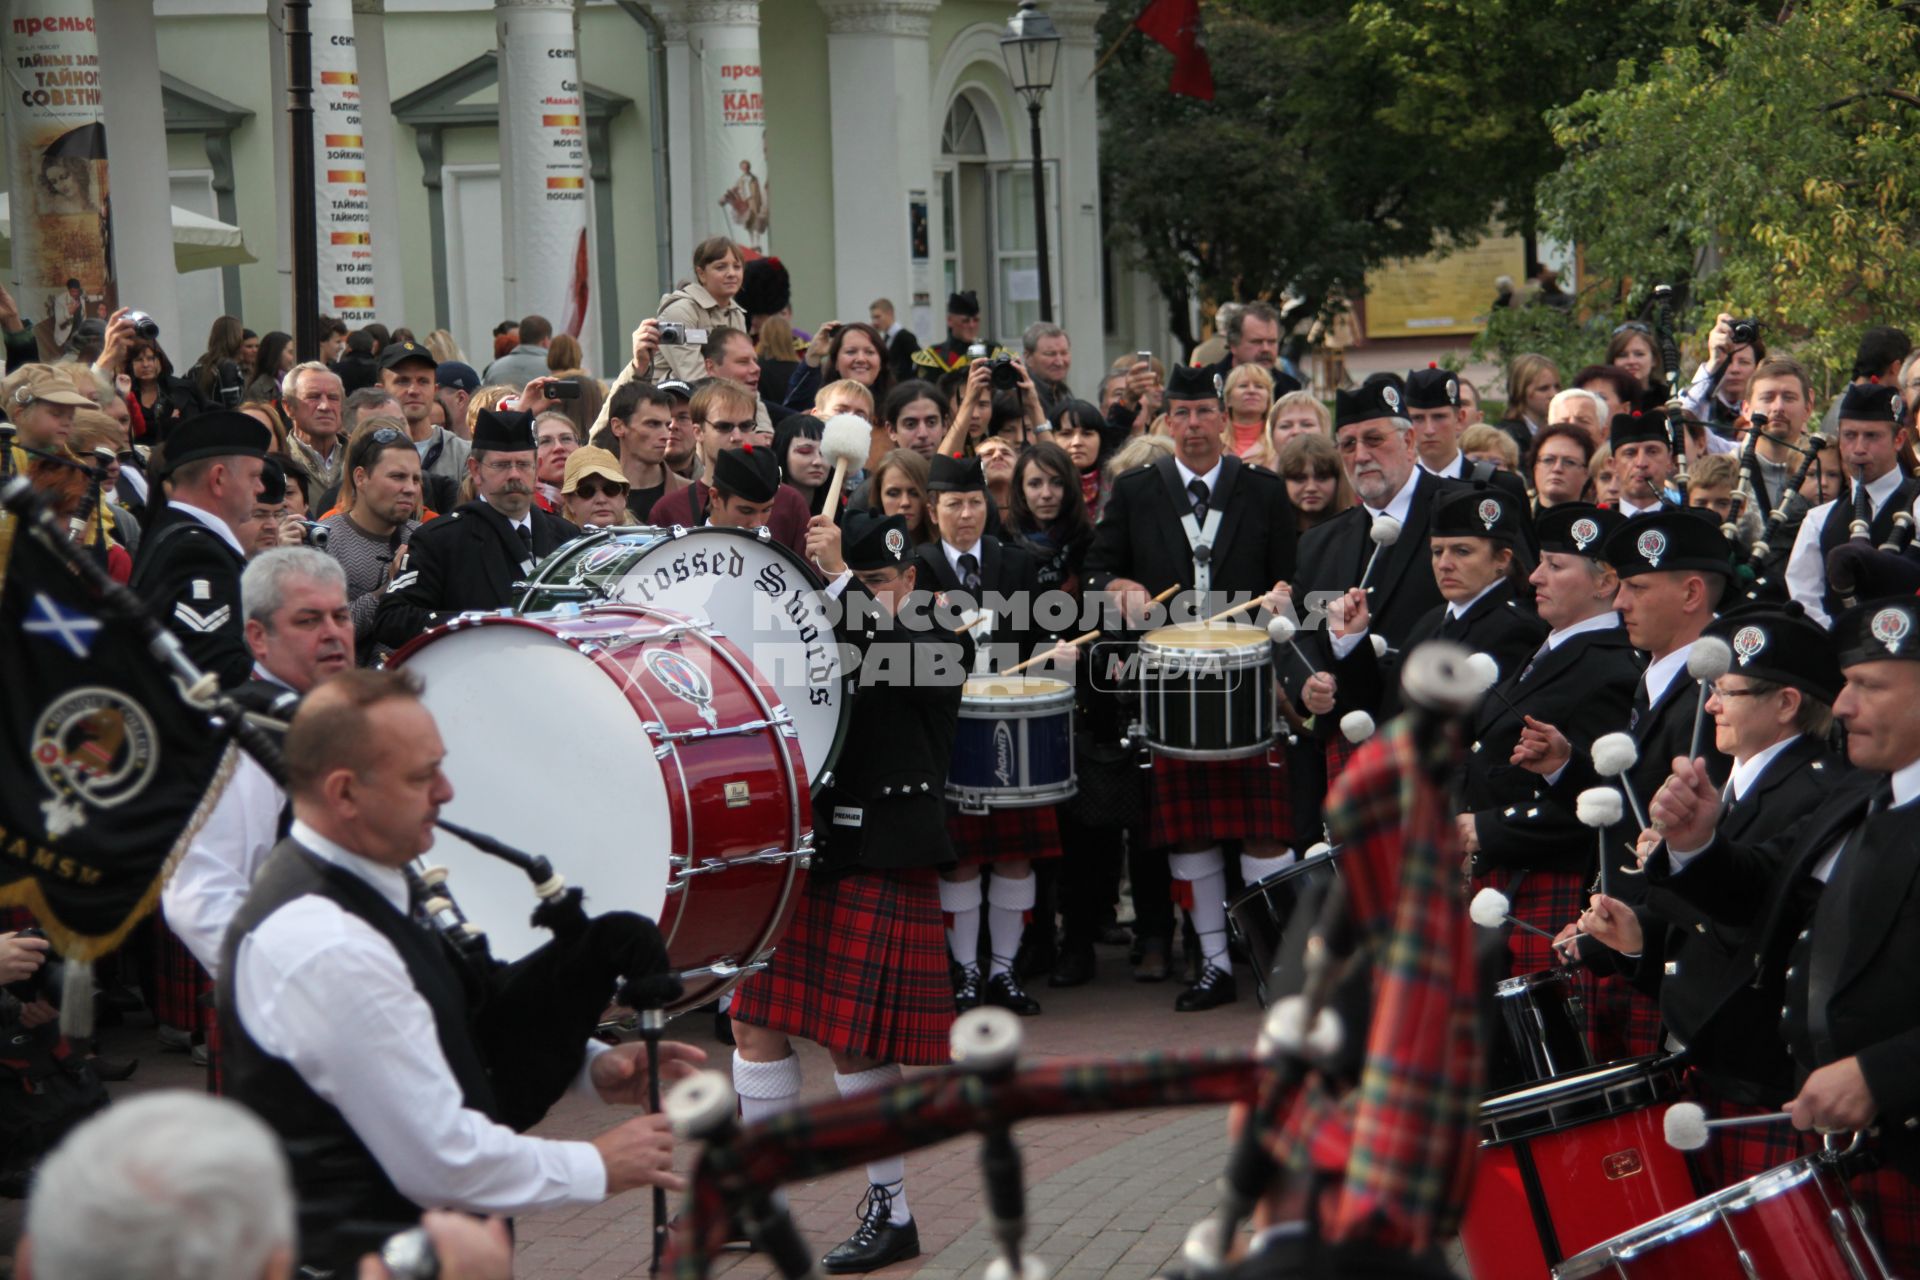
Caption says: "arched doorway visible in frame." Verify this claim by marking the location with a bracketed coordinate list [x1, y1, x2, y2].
[939, 94, 992, 331]
[938, 89, 1061, 345]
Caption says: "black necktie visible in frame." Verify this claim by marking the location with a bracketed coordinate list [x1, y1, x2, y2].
[957, 552, 981, 593]
[1629, 680, 1651, 732]
[1852, 481, 1873, 529]
[1518, 641, 1550, 683]
[516, 523, 533, 554]
[1188, 478, 1210, 520]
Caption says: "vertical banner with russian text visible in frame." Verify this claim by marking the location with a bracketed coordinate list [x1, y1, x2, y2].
[498, 0, 590, 342]
[310, 0, 376, 324]
[2, 2, 115, 360]
[702, 26, 768, 251]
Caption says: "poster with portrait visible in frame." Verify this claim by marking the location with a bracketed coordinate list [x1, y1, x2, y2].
[703, 28, 769, 250]
[1, 2, 116, 360]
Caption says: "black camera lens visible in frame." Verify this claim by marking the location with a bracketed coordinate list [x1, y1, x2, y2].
[989, 355, 1020, 392]
[1730, 319, 1759, 346]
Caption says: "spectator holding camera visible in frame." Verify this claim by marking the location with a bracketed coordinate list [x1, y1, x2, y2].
[650, 236, 748, 384]
[784, 318, 896, 413]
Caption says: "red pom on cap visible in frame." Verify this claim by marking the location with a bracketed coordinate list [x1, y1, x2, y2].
[743, 442, 754, 451]
[1871, 375, 1882, 384]
[1428, 361, 1438, 369]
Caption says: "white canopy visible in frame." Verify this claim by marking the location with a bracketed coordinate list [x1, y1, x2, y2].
[0, 194, 255, 272]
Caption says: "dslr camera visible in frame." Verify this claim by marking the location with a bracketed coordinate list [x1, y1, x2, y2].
[987, 353, 1021, 392]
[123, 311, 161, 341]
[1728, 318, 1760, 347]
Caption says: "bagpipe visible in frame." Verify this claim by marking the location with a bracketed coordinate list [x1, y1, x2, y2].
[0, 474, 679, 1130]
[659, 642, 1487, 1280]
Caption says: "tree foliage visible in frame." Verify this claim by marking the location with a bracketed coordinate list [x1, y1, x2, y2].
[1540, 0, 1920, 394]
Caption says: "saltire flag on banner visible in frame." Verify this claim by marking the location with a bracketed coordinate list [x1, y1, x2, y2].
[1135, 0, 1215, 100]
[0, 512, 237, 960]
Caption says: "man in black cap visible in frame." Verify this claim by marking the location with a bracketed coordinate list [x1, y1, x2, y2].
[1609, 411, 1681, 519]
[1649, 596, 1920, 1267]
[912, 291, 991, 376]
[1576, 604, 1845, 1182]
[380, 338, 471, 495]
[1514, 507, 1734, 1060]
[1786, 380, 1920, 627]
[729, 510, 968, 1274]
[705, 443, 782, 531]
[1406, 364, 1529, 501]
[131, 409, 274, 686]
[913, 453, 1050, 1016]
[1084, 363, 1297, 1011]
[373, 408, 579, 645]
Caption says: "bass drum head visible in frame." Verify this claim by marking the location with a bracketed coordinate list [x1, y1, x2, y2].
[400, 621, 673, 963]
[603, 526, 847, 787]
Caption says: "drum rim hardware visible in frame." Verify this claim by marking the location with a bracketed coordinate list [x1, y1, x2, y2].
[667, 846, 813, 886]
[1481, 1056, 1684, 1145]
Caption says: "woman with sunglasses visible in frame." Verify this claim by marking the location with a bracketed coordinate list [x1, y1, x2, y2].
[559, 446, 632, 528]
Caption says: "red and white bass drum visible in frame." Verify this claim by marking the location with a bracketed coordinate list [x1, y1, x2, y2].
[392, 604, 811, 1013]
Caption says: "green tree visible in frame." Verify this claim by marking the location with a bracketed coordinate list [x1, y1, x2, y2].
[1540, 0, 1920, 393]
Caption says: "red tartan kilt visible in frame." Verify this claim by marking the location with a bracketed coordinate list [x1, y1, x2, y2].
[1688, 1085, 1814, 1189]
[728, 866, 954, 1067]
[948, 804, 1063, 866]
[1848, 1162, 1920, 1277]
[152, 917, 211, 1033]
[1471, 869, 1588, 977]
[1587, 972, 1663, 1063]
[1148, 752, 1291, 850]
[1324, 736, 1362, 787]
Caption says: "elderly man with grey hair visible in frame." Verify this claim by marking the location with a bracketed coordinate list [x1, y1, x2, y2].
[282, 362, 347, 491]
[160, 548, 354, 979]
[1021, 320, 1073, 417]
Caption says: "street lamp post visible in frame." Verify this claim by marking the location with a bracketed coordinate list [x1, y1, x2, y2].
[1000, 0, 1061, 324]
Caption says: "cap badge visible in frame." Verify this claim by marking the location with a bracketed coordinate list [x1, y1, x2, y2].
[884, 528, 906, 559]
[1570, 517, 1599, 550]
[1637, 528, 1668, 568]
[1732, 625, 1767, 666]
[1871, 606, 1912, 654]
[1382, 385, 1401, 413]
[1477, 498, 1502, 530]
[1445, 377, 1459, 402]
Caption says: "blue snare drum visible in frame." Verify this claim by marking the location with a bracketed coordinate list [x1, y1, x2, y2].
[947, 676, 1077, 813]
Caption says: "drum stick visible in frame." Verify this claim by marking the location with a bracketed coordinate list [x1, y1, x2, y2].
[1686, 638, 1733, 760]
[999, 584, 1181, 670]
[1203, 595, 1266, 626]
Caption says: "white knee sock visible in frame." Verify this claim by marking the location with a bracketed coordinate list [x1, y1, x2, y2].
[986, 874, 1036, 979]
[1240, 849, 1296, 886]
[835, 1065, 911, 1224]
[1169, 847, 1231, 971]
[938, 877, 983, 971]
[732, 1051, 802, 1127]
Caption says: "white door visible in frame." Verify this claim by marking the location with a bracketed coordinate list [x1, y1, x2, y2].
[445, 165, 504, 373]
[988, 160, 1061, 340]
[169, 172, 225, 345]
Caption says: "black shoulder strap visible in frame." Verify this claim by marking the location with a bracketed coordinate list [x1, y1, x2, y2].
[1469, 459, 1496, 486]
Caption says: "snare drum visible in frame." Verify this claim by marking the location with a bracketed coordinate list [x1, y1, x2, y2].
[1555, 1155, 1889, 1280]
[1225, 848, 1341, 1007]
[518, 526, 848, 787]
[1492, 967, 1596, 1086]
[947, 676, 1076, 813]
[393, 605, 810, 1013]
[1461, 1057, 1700, 1280]
[1137, 622, 1275, 760]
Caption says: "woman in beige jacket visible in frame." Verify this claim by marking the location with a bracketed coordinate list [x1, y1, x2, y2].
[650, 235, 747, 383]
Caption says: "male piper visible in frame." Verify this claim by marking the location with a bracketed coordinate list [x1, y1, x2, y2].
[374, 408, 579, 645]
[1785, 380, 1920, 627]
[1082, 363, 1296, 1011]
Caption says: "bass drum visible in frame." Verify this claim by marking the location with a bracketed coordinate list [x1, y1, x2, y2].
[392, 605, 810, 1013]
[518, 526, 848, 789]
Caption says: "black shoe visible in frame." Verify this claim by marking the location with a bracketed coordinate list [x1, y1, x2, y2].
[954, 964, 984, 1013]
[1175, 963, 1238, 1012]
[821, 1185, 921, 1274]
[1049, 945, 1095, 988]
[1016, 936, 1057, 981]
[1133, 935, 1170, 983]
[984, 971, 1042, 1016]
[87, 1054, 138, 1082]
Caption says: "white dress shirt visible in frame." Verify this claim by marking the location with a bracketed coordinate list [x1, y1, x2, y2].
[1642, 642, 1696, 712]
[1421, 452, 1466, 480]
[942, 537, 984, 582]
[1544, 610, 1620, 652]
[1174, 455, 1224, 499]
[169, 499, 247, 557]
[1785, 466, 1910, 627]
[234, 821, 609, 1215]
[1616, 496, 1667, 519]
[1445, 579, 1501, 622]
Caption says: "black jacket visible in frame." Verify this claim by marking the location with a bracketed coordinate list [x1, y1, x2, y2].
[1293, 470, 1465, 657]
[914, 535, 1043, 669]
[1636, 734, 1843, 1103]
[1082, 453, 1297, 604]
[129, 504, 254, 687]
[1459, 620, 1642, 877]
[815, 589, 969, 875]
[373, 499, 578, 647]
[1327, 578, 1548, 723]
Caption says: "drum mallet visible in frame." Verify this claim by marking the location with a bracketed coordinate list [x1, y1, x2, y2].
[1356, 516, 1403, 597]
[1266, 614, 1318, 681]
[1464, 652, 1526, 722]
[817, 413, 872, 521]
[1577, 787, 1627, 899]
[666, 1071, 825, 1280]
[1591, 733, 1650, 830]
[1469, 887, 1567, 946]
[1685, 636, 1733, 760]
[951, 1008, 1046, 1280]
[1662, 1101, 1798, 1152]
[1339, 710, 1376, 744]
[1002, 585, 1180, 675]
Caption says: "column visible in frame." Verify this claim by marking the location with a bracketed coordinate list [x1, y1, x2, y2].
[1049, 1, 1104, 372]
[95, 0, 178, 343]
[817, 0, 940, 324]
[496, 0, 592, 340]
[310, 0, 378, 323]
[352, 0, 405, 326]
[653, 0, 766, 274]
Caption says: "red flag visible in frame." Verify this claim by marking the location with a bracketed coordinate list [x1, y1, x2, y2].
[1134, 0, 1214, 100]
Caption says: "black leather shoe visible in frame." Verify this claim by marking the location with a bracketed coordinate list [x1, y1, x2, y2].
[984, 971, 1042, 1016]
[1133, 935, 1170, 983]
[1174, 963, 1238, 1012]
[821, 1185, 920, 1274]
[1049, 945, 1094, 988]
[954, 964, 984, 1012]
